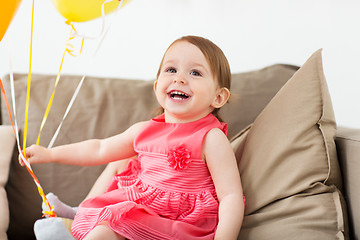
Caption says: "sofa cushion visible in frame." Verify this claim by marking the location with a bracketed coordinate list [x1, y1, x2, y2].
[231, 49, 347, 239]
[0, 125, 16, 240]
[1, 64, 298, 239]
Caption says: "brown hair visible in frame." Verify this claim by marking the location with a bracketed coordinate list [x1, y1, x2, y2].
[155, 35, 231, 122]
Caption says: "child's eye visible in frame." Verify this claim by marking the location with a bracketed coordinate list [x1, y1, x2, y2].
[166, 67, 176, 73]
[190, 70, 202, 77]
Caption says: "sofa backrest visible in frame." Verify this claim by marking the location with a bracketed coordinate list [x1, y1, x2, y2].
[0, 65, 298, 239]
[3, 57, 349, 240]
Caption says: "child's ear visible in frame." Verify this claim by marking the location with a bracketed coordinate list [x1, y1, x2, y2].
[211, 87, 230, 109]
[153, 80, 157, 92]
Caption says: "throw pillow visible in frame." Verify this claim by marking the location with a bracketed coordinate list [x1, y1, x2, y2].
[222, 64, 299, 139]
[232, 49, 347, 239]
[0, 125, 16, 240]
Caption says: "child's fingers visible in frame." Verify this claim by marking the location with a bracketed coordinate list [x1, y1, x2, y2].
[18, 145, 47, 165]
[18, 152, 25, 166]
[18, 147, 32, 166]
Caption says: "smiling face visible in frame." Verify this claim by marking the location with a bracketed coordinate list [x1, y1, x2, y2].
[155, 40, 229, 123]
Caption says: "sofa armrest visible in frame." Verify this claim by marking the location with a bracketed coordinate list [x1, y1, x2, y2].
[335, 126, 360, 240]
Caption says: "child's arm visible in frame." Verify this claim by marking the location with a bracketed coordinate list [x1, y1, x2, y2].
[23, 121, 147, 166]
[203, 128, 244, 240]
[84, 159, 130, 200]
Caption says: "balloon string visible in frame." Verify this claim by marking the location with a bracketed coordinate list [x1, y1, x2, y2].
[7, 39, 22, 159]
[36, 26, 84, 145]
[19, 0, 56, 218]
[1, 77, 56, 217]
[19, 151, 57, 217]
[48, 0, 124, 148]
[2, 0, 123, 217]
[23, 0, 35, 156]
[64, 21, 85, 56]
[43, 0, 119, 147]
[0, 79, 16, 133]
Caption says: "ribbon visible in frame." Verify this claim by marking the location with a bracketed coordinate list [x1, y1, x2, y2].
[22, 0, 35, 157]
[1, 0, 124, 218]
[37, 0, 125, 147]
[0, 77, 56, 217]
[48, 0, 124, 148]
[35, 25, 84, 145]
[20, 0, 56, 218]
[0, 79, 15, 133]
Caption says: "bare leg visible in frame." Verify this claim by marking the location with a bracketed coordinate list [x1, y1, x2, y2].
[85, 159, 131, 200]
[83, 222, 125, 240]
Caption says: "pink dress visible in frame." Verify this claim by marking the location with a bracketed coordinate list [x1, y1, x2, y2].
[72, 113, 227, 240]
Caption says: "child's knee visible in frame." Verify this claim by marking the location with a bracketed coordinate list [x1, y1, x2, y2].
[83, 222, 124, 240]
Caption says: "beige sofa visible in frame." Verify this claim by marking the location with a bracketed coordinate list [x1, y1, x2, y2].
[0, 50, 358, 239]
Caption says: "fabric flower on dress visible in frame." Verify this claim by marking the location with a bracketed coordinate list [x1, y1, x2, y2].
[167, 144, 191, 170]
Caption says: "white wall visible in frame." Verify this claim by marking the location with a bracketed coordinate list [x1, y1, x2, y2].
[1, 0, 359, 128]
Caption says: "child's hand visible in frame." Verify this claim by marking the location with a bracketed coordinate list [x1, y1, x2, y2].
[19, 145, 51, 166]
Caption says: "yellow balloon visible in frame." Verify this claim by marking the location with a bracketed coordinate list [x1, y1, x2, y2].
[51, 0, 131, 22]
[0, 0, 22, 42]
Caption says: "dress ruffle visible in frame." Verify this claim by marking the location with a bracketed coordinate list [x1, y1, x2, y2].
[72, 158, 218, 240]
[73, 201, 216, 240]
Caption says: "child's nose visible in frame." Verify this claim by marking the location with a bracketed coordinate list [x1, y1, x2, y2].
[173, 75, 186, 84]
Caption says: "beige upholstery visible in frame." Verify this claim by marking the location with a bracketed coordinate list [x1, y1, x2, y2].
[1, 52, 356, 239]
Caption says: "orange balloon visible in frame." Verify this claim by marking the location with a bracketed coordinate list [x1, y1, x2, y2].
[0, 0, 22, 42]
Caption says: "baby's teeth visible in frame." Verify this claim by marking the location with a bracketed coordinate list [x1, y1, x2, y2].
[172, 91, 187, 96]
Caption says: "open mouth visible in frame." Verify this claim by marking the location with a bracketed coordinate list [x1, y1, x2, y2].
[168, 90, 190, 100]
